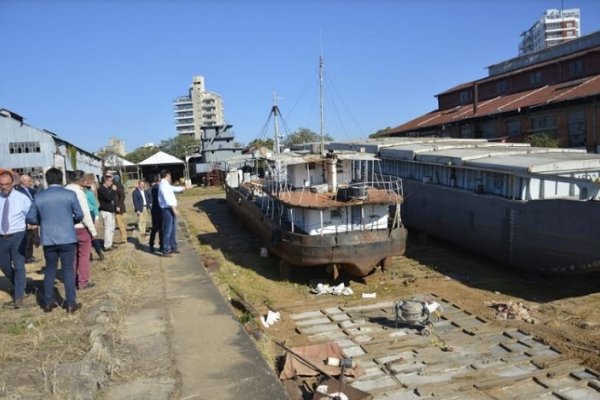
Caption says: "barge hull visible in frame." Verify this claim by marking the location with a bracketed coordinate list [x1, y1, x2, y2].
[402, 180, 600, 273]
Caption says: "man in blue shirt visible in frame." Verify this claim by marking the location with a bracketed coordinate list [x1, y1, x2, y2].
[26, 168, 84, 313]
[0, 169, 32, 309]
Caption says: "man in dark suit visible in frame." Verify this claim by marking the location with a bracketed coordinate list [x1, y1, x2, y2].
[132, 180, 150, 237]
[148, 175, 163, 254]
[26, 168, 84, 313]
[14, 173, 39, 263]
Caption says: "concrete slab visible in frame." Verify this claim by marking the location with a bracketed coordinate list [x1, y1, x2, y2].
[290, 294, 600, 399]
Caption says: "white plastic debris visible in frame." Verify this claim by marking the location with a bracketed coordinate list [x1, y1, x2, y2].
[425, 301, 441, 313]
[311, 283, 353, 296]
[260, 310, 281, 328]
[362, 292, 377, 299]
[316, 385, 349, 400]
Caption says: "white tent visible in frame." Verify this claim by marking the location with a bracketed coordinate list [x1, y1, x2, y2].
[138, 151, 184, 165]
[104, 154, 136, 168]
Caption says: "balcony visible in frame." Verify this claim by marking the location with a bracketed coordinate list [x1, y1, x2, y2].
[174, 96, 192, 104]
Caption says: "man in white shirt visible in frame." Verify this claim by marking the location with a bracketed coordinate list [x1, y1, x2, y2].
[0, 170, 32, 309]
[157, 170, 184, 257]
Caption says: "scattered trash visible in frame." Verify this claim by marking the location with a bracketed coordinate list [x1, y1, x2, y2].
[311, 283, 353, 296]
[260, 247, 268, 257]
[316, 385, 349, 400]
[260, 310, 281, 328]
[362, 292, 376, 299]
[278, 342, 365, 380]
[313, 378, 372, 400]
[484, 300, 537, 324]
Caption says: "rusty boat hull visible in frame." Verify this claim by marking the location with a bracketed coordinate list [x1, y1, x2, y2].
[225, 185, 407, 277]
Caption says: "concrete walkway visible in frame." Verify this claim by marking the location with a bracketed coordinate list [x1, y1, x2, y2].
[101, 215, 289, 400]
[151, 221, 288, 400]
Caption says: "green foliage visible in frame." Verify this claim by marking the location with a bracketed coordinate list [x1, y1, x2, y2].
[126, 145, 160, 164]
[525, 132, 562, 148]
[282, 127, 333, 147]
[370, 126, 392, 138]
[247, 138, 275, 150]
[160, 135, 200, 160]
[67, 145, 77, 170]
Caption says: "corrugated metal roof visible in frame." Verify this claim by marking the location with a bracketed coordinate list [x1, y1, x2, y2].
[372, 138, 600, 173]
[389, 74, 600, 134]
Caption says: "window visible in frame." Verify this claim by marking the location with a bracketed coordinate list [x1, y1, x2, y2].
[9, 141, 41, 154]
[529, 71, 542, 85]
[459, 90, 471, 104]
[568, 110, 586, 147]
[495, 80, 508, 94]
[531, 115, 556, 132]
[568, 60, 583, 76]
[330, 210, 341, 219]
[507, 120, 521, 137]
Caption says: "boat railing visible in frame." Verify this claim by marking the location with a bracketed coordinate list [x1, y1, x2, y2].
[350, 175, 403, 196]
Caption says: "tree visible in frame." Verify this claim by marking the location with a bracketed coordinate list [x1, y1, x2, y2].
[247, 138, 275, 150]
[283, 127, 333, 148]
[159, 135, 200, 160]
[370, 126, 392, 138]
[126, 145, 160, 164]
[525, 132, 562, 148]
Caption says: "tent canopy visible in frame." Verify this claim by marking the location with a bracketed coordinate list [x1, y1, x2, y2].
[138, 151, 184, 165]
[104, 154, 136, 168]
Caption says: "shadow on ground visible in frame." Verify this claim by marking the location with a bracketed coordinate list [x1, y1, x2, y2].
[193, 198, 349, 285]
[405, 230, 600, 303]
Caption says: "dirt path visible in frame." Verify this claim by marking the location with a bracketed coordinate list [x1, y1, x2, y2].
[179, 188, 600, 373]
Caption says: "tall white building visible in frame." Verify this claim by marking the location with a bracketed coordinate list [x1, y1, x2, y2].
[519, 8, 580, 55]
[173, 75, 225, 140]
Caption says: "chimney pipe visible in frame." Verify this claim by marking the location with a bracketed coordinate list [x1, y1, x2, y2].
[473, 84, 479, 114]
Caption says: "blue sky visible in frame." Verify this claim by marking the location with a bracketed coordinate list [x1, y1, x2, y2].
[2, 0, 600, 154]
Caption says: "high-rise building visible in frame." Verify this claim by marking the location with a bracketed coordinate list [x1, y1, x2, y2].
[173, 75, 225, 140]
[519, 8, 580, 55]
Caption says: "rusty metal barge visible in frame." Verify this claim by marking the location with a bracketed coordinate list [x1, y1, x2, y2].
[225, 147, 407, 277]
[329, 138, 600, 274]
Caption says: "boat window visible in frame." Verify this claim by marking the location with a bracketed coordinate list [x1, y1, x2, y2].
[330, 209, 341, 219]
[308, 162, 316, 170]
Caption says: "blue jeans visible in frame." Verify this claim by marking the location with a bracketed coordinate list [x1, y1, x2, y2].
[43, 243, 77, 307]
[161, 208, 177, 254]
[0, 231, 27, 300]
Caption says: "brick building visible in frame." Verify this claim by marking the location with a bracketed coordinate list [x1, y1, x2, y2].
[383, 30, 600, 153]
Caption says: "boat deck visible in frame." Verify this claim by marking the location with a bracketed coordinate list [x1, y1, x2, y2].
[275, 189, 399, 208]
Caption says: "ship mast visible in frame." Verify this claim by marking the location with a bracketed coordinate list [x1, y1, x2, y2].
[319, 53, 325, 155]
[272, 91, 281, 154]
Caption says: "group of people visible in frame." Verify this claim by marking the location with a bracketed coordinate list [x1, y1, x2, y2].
[0, 167, 185, 313]
[0, 168, 94, 312]
[132, 169, 185, 257]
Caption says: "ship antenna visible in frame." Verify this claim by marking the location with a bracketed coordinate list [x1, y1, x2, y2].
[272, 90, 281, 154]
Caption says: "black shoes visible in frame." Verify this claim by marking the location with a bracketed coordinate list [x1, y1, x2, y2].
[43, 302, 82, 313]
[43, 303, 59, 313]
[78, 282, 95, 291]
[66, 303, 82, 313]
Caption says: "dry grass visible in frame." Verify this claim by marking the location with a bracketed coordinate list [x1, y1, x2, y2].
[0, 241, 144, 398]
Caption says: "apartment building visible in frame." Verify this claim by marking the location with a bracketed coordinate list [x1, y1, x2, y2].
[173, 75, 225, 140]
[519, 8, 580, 55]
